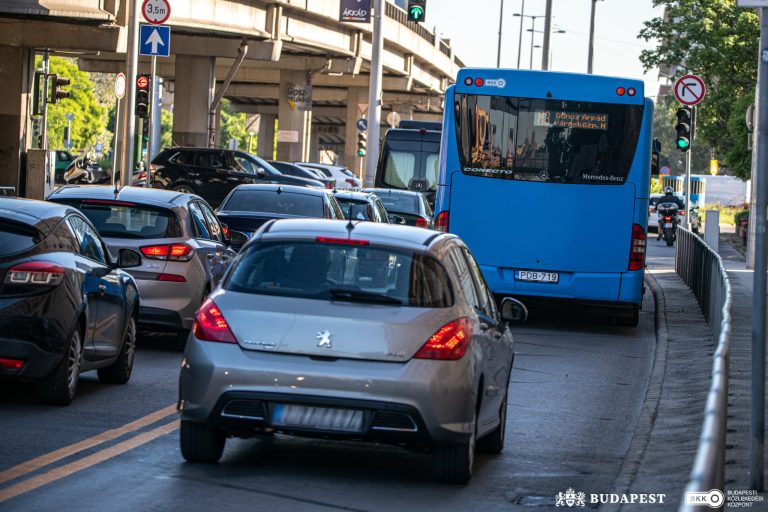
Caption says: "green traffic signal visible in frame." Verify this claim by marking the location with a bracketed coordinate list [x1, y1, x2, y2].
[407, 0, 426, 22]
[409, 6, 424, 20]
[676, 137, 690, 150]
[358, 149, 366, 157]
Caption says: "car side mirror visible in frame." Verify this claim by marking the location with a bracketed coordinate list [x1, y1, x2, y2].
[229, 230, 248, 248]
[500, 297, 528, 322]
[116, 248, 142, 268]
[255, 167, 267, 178]
[388, 214, 406, 225]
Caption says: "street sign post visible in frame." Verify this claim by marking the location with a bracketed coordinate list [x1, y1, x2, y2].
[112, 73, 126, 187]
[139, 24, 171, 57]
[142, 0, 171, 24]
[674, 74, 706, 106]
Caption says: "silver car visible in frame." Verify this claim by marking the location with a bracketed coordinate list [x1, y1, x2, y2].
[178, 219, 519, 483]
[48, 186, 236, 341]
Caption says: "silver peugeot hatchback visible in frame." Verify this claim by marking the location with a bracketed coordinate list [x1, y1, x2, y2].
[178, 219, 519, 483]
[49, 186, 236, 341]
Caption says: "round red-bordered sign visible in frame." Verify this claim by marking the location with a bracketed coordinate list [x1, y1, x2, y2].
[674, 74, 706, 106]
[114, 73, 126, 99]
[142, 0, 171, 25]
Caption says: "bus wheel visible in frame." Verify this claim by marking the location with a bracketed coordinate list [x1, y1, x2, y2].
[618, 309, 639, 327]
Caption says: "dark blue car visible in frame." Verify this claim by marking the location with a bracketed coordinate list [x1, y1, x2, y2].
[0, 197, 141, 405]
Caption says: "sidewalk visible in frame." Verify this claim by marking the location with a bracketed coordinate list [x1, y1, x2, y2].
[609, 236, 766, 510]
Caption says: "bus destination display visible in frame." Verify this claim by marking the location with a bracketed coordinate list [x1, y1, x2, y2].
[534, 110, 609, 131]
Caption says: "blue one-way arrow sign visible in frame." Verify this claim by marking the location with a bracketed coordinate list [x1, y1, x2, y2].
[139, 24, 170, 57]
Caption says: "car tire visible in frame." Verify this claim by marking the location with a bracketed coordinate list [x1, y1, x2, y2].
[37, 327, 82, 406]
[97, 315, 137, 384]
[171, 184, 197, 194]
[477, 393, 507, 454]
[617, 309, 640, 327]
[433, 426, 475, 484]
[180, 421, 226, 463]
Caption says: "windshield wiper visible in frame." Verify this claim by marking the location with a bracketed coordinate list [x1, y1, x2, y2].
[328, 288, 402, 305]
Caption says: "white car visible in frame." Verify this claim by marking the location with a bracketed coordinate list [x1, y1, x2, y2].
[296, 162, 361, 189]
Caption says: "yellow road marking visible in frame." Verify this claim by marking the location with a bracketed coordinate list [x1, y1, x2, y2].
[0, 419, 179, 503]
[0, 404, 176, 485]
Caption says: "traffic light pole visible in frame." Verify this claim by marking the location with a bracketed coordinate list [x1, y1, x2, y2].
[750, 6, 768, 493]
[118, 0, 140, 188]
[364, 0, 384, 188]
[684, 106, 695, 230]
[145, 56, 157, 187]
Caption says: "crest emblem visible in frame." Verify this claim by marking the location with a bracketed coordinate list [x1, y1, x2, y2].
[316, 330, 332, 349]
[556, 488, 586, 508]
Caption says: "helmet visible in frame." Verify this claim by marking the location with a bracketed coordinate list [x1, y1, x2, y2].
[664, 186, 674, 194]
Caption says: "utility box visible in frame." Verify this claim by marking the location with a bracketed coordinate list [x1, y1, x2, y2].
[704, 210, 720, 253]
[25, 149, 54, 200]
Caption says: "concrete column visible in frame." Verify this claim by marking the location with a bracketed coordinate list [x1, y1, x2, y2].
[172, 55, 215, 147]
[0, 46, 33, 190]
[277, 70, 312, 162]
[344, 86, 367, 179]
[257, 113, 276, 159]
[309, 124, 320, 163]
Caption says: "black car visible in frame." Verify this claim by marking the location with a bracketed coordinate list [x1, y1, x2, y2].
[268, 161, 335, 189]
[333, 190, 390, 223]
[0, 197, 141, 405]
[374, 123, 441, 205]
[216, 184, 345, 251]
[151, 148, 325, 208]
[362, 188, 433, 228]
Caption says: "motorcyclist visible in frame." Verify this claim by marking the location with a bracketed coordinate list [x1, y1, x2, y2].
[657, 186, 684, 240]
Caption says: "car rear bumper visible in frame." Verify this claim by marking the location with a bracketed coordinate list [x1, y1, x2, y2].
[134, 277, 200, 331]
[0, 335, 64, 379]
[139, 306, 184, 332]
[178, 337, 477, 446]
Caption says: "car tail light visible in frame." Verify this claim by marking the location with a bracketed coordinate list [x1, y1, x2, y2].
[193, 298, 237, 343]
[0, 357, 25, 370]
[315, 236, 369, 246]
[136, 171, 147, 181]
[435, 211, 449, 232]
[415, 217, 429, 228]
[140, 243, 194, 261]
[414, 318, 472, 360]
[665, 216, 671, 221]
[679, 210, 686, 216]
[345, 178, 358, 187]
[326, 182, 334, 190]
[220, 223, 230, 238]
[628, 224, 646, 271]
[157, 273, 186, 282]
[4, 261, 65, 286]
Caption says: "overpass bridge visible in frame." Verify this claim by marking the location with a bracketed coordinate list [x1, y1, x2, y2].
[0, 0, 462, 190]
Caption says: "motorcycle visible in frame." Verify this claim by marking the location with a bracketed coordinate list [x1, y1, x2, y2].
[657, 202, 679, 247]
[62, 154, 109, 185]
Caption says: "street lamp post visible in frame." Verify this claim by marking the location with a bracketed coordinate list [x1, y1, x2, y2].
[587, 0, 603, 74]
[529, 17, 540, 69]
[528, 28, 566, 69]
[514, 12, 543, 70]
[496, 0, 504, 67]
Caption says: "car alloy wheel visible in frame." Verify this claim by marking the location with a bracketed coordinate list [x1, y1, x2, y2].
[38, 328, 82, 405]
[97, 316, 136, 384]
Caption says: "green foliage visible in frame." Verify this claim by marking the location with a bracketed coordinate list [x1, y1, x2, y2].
[702, 203, 747, 225]
[734, 209, 749, 225]
[640, 1, 758, 179]
[42, 57, 107, 151]
[723, 91, 754, 180]
[650, 178, 663, 194]
[160, 109, 173, 150]
[218, 99, 254, 151]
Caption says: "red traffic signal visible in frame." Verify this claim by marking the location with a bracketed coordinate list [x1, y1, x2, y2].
[136, 75, 150, 90]
[135, 74, 151, 119]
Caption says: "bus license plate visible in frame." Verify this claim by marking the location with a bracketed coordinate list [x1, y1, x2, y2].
[515, 271, 559, 283]
[271, 404, 363, 433]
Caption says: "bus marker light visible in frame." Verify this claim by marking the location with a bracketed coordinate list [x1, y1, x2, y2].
[474, 77, 484, 87]
[627, 87, 637, 96]
[464, 77, 473, 86]
[616, 87, 626, 96]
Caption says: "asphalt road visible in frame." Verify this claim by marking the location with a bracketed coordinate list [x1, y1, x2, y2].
[0, 242, 676, 512]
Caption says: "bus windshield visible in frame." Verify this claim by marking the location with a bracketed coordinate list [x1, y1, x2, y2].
[454, 94, 643, 185]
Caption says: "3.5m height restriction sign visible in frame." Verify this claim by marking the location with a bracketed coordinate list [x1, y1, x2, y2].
[674, 74, 706, 106]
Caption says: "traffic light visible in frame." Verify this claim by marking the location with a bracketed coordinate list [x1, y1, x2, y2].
[357, 131, 367, 157]
[675, 107, 692, 152]
[47, 74, 71, 104]
[407, 0, 426, 22]
[135, 74, 151, 119]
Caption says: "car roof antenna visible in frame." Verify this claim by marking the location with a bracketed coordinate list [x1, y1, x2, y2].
[276, 186, 282, 194]
[113, 183, 120, 198]
[346, 219, 355, 234]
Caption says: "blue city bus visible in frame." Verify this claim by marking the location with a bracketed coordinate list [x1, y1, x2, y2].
[434, 69, 652, 326]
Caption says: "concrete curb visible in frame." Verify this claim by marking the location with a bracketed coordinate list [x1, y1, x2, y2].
[603, 273, 670, 512]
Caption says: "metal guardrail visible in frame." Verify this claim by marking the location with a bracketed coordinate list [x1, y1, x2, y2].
[676, 227, 733, 511]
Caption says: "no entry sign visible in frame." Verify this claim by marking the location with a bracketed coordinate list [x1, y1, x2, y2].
[674, 74, 706, 106]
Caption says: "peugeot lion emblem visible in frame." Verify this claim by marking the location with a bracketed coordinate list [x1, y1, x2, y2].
[316, 330, 333, 349]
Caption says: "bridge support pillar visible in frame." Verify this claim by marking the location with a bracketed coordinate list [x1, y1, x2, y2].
[172, 55, 215, 147]
[257, 113, 276, 160]
[0, 45, 33, 191]
[344, 86, 367, 180]
[277, 71, 312, 162]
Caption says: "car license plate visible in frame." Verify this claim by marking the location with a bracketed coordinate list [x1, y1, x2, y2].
[515, 270, 559, 283]
[664, 223, 674, 228]
[271, 404, 364, 433]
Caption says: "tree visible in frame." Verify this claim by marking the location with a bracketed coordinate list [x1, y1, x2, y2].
[160, 109, 174, 150]
[639, 0, 758, 179]
[218, 99, 251, 151]
[43, 57, 107, 151]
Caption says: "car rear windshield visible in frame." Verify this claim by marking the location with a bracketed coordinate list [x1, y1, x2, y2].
[376, 194, 419, 214]
[454, 94, 643, 185]
[0, 221, 40, 256]
[381, 150, 439, 192]
[55, 200, 182, 239]
[336, 198, 370, 220]
[226, 241, 453, 307]
[222, 190, 323, 217]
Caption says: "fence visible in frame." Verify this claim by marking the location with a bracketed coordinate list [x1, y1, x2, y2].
[676, 227, 733, 511]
